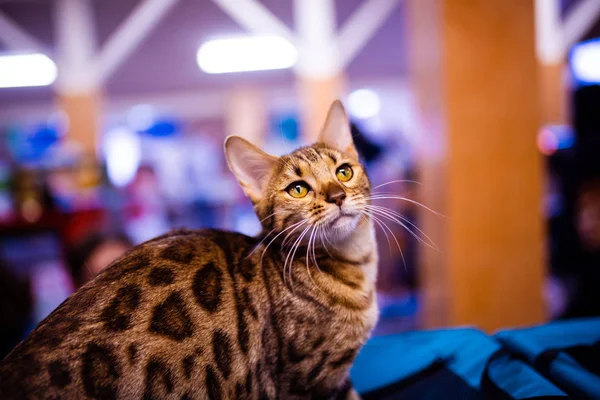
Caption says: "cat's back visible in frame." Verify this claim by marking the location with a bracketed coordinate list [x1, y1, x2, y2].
[0, 229, 263, 399]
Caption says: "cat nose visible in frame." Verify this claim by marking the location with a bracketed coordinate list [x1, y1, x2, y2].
[325, 185, 347, 207]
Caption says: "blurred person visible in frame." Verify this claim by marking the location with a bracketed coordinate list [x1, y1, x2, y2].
[560, 178, 600, 318]
[10, 168, 59, 223]
[66, 232, 133, 288]
[125, 165, 171, 243]
[577, 179, 600, 252]
[0, 260, 33, 360]
[557, 84, 600, 318]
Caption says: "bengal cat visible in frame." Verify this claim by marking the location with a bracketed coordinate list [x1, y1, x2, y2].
[0, 101, 378, 399]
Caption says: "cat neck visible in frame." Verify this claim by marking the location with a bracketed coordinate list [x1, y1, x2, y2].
[325, 216, 377, 265]
[309, 216, 378, 316]
[313, 216, 378, 289]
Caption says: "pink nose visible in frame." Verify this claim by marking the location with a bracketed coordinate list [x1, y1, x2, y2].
[326, 185, 346, 207]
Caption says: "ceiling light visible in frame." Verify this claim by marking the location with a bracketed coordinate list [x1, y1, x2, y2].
[197, 35, 297, 74]
[571, 38, 600, 84]
[347, 89, 381, 119]
[0, 53, 57, 88]
[104, 127, 141, 187]
[127, 104, 156, 132]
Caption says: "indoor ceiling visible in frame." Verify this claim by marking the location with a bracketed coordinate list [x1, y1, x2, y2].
[0, 0, 407, 107]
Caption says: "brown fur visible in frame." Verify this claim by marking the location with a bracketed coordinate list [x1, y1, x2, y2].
[0, 101, 378, 399]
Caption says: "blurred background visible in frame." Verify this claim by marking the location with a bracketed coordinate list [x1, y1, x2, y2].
[0, 0, 599, 359]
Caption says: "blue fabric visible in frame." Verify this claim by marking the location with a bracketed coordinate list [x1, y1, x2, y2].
[496, 317, 600, 399]
[350, 330, 449, 393]
[549, 353, 600, 399]
[485, 352, 567, 398]
[350, 328, 502, 393]
[496, 317, 600, 363]
[351, 328, 567, 398]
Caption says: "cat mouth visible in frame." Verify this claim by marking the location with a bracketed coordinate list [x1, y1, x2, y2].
[328, 211, 357, 226]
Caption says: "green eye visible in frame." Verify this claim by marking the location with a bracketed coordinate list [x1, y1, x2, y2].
[287, 182, 310, 198]
[336, 164, 353, 182]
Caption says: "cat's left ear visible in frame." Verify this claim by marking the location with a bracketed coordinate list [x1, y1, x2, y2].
[317, 100, 358, 159]
[225, 136, 279, 203]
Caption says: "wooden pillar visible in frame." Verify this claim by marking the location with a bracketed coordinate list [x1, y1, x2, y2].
[297, 75, 346, 143]
[408, 0, 546, 331]
[534, 0, 568, 126]
[293, 0, 347, 143]
[225, 86, 267, 146]
[54, 0, 100, 158]
[57, 91, 102, 156]
[539, 62, 568, 125]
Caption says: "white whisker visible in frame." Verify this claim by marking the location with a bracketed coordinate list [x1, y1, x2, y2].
[364, 205, 438, 250]
[360, 210, 407, 271]
[364, 211, 392, 254]
[364, 206, 438, 251]
[363, 195, 446, 218]
[259, 219, 308, 269]
[257, 210, 288, 225]
[284, 225, 311, 292]
[248, 226, 279, 258]
[305, 226, 324, 293]
[372, 179, 421, 190]
[313, 225, 323, 271]
[247, 210, 293, 258]
[280, 223, 310, 289]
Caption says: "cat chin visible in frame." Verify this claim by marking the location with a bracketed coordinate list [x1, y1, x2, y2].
[326, 214, 361, 242]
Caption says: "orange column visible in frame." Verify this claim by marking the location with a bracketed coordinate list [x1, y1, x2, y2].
[54, 0, 100, 158]
[297, 75, 347, 143]
[539, 62, 568, 125]
[408, 0, 546, 331]
[225, 86, 268, 146]
[57, 91, 102, 156]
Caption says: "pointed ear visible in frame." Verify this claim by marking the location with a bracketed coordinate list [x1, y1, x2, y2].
[317, 100, 358, 159]
[224, 135, 279, 203]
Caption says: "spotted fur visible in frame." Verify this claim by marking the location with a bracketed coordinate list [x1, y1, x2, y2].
[0, 101, 376, 400]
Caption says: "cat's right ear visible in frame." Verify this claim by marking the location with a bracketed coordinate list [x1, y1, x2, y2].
[317, 100, 358, 159]
[224, 136, 279, 203]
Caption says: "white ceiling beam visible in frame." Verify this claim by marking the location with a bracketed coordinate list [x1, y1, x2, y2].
[293, 0, 339, 77]
[0, 10, 46, 53]
[535, 0, 564, 64]
[0, 78, 405, 124]
[96, 0, 180, 84]
[337, 0, 401, 69]
[563, 0, 600, 51]
[211, 0, 297, 45]
[54, 0, 98, 94]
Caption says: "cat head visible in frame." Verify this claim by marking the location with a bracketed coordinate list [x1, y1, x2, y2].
[225, 100, 370, 243]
